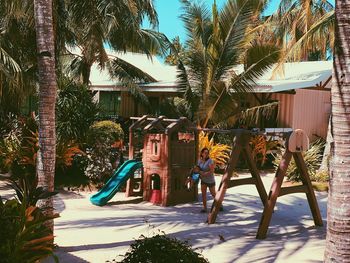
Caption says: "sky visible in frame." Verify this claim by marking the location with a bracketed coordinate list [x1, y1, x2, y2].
[151, 0, 335, 41]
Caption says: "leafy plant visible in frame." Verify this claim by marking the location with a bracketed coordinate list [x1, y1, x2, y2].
[56, 81, 99, 145]
[87, 120, 124, 146]
[0, 131, 21, 173]
[6, 176, 58, 208]
[0, 197, 58, 263]
[56, 142, 84, 168]
[249, 135, 282, 168]
[84, 121, 124, 182]
[0, 115, 37, 174]
[273, 138, 325, 182]
[176, 0, 280, 127]
[312, 170, 329, 183]
[199, 132, 231, 166]
[118, 234, 208, 263]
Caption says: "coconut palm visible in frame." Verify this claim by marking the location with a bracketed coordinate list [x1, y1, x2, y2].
[176, 0, 280, 128]
[324, 1, 350, 261]
[34, 0, 57, 231]
[64, 0, 169, 85]
[1, 0, 169, 113]
[263, 0, 334, 77]
[0, 0, 38, 114]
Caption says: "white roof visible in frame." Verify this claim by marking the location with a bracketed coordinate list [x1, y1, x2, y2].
[89, 51, 332, 93]
[251, 61, 332, 93]
[89, 51, 178, 87]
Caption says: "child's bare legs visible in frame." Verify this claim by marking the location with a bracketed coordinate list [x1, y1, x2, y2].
[185, 177, 194, 190]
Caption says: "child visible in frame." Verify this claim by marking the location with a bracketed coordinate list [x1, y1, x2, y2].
[191, 165, 201, 184]
[185, 165, 201, 190]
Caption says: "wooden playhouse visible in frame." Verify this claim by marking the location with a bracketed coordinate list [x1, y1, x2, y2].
[127, 116, 199, 206]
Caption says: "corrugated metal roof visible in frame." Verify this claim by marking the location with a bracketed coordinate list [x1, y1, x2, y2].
[89, 51, 178, 87]
[89, 51, 332, 93]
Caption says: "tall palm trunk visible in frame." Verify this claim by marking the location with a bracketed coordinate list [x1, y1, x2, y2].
[324, 0, 350, 261]
[34, 0, 57, 231]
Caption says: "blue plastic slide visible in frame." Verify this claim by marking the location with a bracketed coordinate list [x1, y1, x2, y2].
[90, 159, 143, 206]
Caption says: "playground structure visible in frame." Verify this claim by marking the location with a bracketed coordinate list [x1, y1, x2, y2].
[126, 116, 199, 206]
[90, 116, 322, 239]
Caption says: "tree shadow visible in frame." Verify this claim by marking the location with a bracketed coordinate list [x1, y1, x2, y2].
[53, 185, 327, 262]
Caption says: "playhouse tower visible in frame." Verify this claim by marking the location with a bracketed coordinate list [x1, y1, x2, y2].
[128, 116, 198, 206]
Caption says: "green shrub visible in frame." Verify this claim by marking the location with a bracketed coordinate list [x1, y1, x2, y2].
[87, 120, 124, 146]
[0, 197, 58, 263]
[273, 138, 325, 182]
[118, 234, 208, 263]
[84, 121, 124, 182]
[0, 115, 37, 175]
[56, 81, 99, 145]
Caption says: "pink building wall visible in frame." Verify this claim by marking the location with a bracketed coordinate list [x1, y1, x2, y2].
[271, 89, 330, 140]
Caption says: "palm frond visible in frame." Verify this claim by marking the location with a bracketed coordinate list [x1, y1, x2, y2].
[239, 101, 279, 127]
[271, 10, 334, 78]
[215, 0, 258, 79]
[108, 56, 156, 83]
[176, 61, 199, 120]
[0, 46, 22, 79]
[106, 57, 151, 109]
[124, 81, 150, 109]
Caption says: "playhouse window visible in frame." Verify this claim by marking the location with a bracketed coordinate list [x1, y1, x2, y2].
[151, 174, 161, 190]
[153, 141, 158, 155]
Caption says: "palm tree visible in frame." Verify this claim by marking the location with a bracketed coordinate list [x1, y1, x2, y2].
[324, 0, 350, 261]
[176, 0, 280, 128]
[64, 0, 169, 85]
[0, 0, 38, 114]
[269, 0, 334, 62]
[1, 1, 169, 114]
[34, 0, 57, 230]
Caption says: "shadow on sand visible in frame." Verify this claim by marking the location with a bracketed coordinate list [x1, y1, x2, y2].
[51, 185, 328, 262]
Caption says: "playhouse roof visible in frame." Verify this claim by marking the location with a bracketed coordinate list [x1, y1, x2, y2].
[88, 51, 332, 93]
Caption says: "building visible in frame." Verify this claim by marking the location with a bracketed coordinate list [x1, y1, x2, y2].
[89, 52, 180, 117]
[90, 52, 332, 140]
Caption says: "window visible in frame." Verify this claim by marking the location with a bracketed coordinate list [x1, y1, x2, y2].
[99, 91, 121, 116]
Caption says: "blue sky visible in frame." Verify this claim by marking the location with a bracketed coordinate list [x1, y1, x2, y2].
[151, 0, 335, 41]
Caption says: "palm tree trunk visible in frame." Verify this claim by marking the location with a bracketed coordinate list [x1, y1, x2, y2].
[34, 0, 57, 232]
[324, 0, 350, 261]
[318, 117, 332, 173]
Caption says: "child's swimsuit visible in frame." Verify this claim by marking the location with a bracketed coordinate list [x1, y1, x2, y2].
[191, 173, 200, 184]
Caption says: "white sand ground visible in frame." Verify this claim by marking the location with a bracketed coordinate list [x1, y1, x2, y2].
[1, 172, 327, 263]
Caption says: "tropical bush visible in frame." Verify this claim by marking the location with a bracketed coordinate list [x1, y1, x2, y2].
[118, 234, 208, 263]
[0, 115, 38, 175]
[312, 170, 329, 182]
[56, 81, 99, 145]
[85, 121, 124, 182]
[249, 135, 282, 168]
[199, 132, 231, 166]
[87, 120, 124, 146]
[273, 138, 325, 182]
[0, 197, 58, 263]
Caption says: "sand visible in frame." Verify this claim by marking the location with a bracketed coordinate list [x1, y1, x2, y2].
[1, 172, 327, 263]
